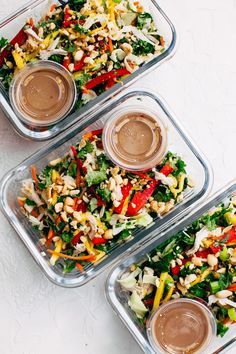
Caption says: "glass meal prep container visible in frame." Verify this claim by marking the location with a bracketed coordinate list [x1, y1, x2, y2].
[106, 181, 236, 354]
[0, 0, 177, 141]
[0, 89, 212, 287]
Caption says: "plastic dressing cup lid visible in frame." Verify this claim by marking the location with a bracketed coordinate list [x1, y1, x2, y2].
[9, 60, 76, 127]
[102, 106, 168, 171]
[146, 298, 217, 354]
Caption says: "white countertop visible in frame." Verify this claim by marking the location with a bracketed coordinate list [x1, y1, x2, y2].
[0, 1, 236, 353]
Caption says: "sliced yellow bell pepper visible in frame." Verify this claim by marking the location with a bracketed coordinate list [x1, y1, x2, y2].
[51, 190, 58, 205]
[225, 212, 236, 226]
[41, 30, 59, 49]
[12, 51, 25, 69]
[92, 249, 106, 263]
[162, 285, 175, 303]
[51, 169, 60, 183]
[97, 219, 107, 230]
[169, 173, 186, 198]
[189, 268, 211, 288]
[81, 236, 96, 255]
[152, 272, 168, 310]
[73, 71, 83, 80]
[50, 239, 63, 265]
[90, 22, 107, 35]
[168, 174, 178, 188]
[25, 51, 38, 62]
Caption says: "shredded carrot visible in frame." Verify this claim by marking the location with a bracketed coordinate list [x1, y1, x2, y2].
[82, 87, 90, 95]
[46, 249, 96, 261]
[137, 7, 143, 13]
[30, 165, 38, 183]
[108, 37, 113, 53]
[56, 215, 61, 226]
[17, 198, 25, 207]
[76, 263, 84, 272]
[50, 3, 57, 12]
[83, 131, 93, 140]
[28, 17, 34, 26]
[160, 36, 165, 47]
[31, 209, 39, 218]
[48, 229, 55, 240]
[134, 1, 139, 5]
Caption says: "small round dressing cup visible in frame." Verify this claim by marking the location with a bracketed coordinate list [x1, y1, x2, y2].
[10, 60, 77, 127]
[146, 298, 216, 354]
[102, 106, 168, 171]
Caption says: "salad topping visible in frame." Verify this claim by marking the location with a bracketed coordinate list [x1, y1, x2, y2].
[17, 129, 190, 273]
[0, 0, 165, 110]
[103, 108, 167, 171]
[118, 197, 236, 337]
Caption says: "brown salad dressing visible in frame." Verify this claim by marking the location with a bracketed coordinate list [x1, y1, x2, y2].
[10, 62, 76, 126]
[151, 301, 212, 353]
[103, 110, 167, 171]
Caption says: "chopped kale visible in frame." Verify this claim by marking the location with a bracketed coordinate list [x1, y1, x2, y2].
[96, 187, 111, 202]
[77, 141, 94, 159]
[74, 23, 88, 34]
[0, 37, 8, 49]
[68, 0, 86, 11]
[25, 198, 37, 206]
[61, 231, 74, 243]
[49, 54, 64, 63]
[132, 39, 155, 56]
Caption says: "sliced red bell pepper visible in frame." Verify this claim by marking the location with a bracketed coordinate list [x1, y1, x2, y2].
[91, 129, 103, 136]
[76, 200, 87, 213]
[126, 179, 158, 216]
[131, 171, 153, 180]
[96, 196, 106, 207]
[76, 157, 87, 174]
[125, 164, 174, 217]
[105, 78, 116, 90]
[83, 129, 103, 141]
[71, 145, 77, 157]
[76, 161, 81, 187]
[114, 182, 132, 214]
[63, 6, 72, 27]
[0, 27, 28, 67]
[62, 56, 71, 71]
[11, 28, 28, 46]
[219, 227, 236, 246]
[171, 258, 188, 275]
[195, 249, 211, 258]
[159, 163, 174, 176]
[210, 244, 222, 254]
[92, 237, 107, 245]
[171, 265, 180, 275]
[71, 232, 81, 245]
[227, 284, 236, 292]
[144, 298, 154, 307]
[84, 68, 130, 90]
[74, 54, 86, 72]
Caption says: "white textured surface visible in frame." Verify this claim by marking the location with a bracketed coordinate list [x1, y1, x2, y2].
[0, 1, 236, 354]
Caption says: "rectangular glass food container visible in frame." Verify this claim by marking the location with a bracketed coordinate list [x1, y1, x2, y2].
[0, 0, 177, 141]
[106, 181, 236, 354]
[0, 89, 212, 287]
